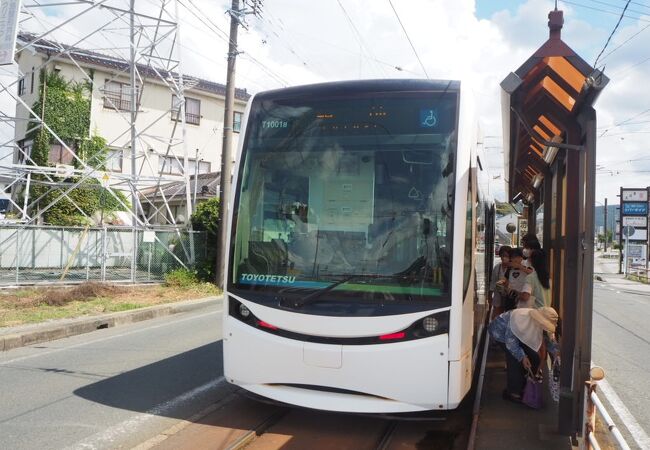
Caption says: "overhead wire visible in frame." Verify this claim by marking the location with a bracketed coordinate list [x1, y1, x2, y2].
[586, 0, 650, 16]
[335, 0, 388, 77]
[289, 29, 422, 76]
[387, 0, 429, 79]
[599, 106, 650, 137]
[178, 0, 289, 87]
[593, 0, 633, 69]
[559, 0, 650, 23]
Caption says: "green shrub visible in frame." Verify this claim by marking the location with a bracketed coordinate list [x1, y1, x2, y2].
[164, 268, 199, 287]
[191, 197, 220, 281]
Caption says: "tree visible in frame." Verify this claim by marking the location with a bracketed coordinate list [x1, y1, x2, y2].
[26, 69, 128, 225]
[190, 197, 220, 280]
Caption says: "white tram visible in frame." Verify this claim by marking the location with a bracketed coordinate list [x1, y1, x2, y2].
[223, 80, 494, 413]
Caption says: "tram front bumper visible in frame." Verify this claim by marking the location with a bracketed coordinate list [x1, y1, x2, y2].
[223, 316, 450, 413]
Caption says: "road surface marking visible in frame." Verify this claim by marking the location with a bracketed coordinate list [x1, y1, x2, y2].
[597, 375, 650, 450]
[65, 376, 227, 450]
[0, 309, 222, 366]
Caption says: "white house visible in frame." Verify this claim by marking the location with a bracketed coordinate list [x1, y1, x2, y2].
[12, 32, 249, 224]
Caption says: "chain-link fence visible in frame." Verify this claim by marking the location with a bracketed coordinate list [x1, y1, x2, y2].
[0, 225, 208, 285]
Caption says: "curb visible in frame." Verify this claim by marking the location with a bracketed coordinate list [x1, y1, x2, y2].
[0, 296, 223, 352]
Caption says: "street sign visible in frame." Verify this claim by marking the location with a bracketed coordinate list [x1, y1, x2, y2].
[0, 0, 21, 66]
[628, 228, 648, 241]
[622, 189, 648, 202]
[622, 226, 635, 237]
[622, 202, 648, 216]
[623, 216, 647, 228]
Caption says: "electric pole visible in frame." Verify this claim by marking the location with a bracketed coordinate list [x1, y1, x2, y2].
[603, 198, 607, 253]
[215, 0, 263, 289]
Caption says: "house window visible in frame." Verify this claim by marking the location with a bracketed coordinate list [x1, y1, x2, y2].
[171, 95, 201, 125]
[159, 155, 183, 175]
[106, 149, 123, 172]
[18, 78, 26, 96]
[103, 80, 132, 111]
[188, 159, 211, 175]
[48, 144, 74, 165]
[17, 140, 32, 164]
[233, 111, 243, 132]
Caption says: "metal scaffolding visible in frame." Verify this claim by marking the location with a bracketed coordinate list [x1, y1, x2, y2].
[0, 0, 205, 283]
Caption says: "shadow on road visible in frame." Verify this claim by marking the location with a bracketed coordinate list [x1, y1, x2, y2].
[73, 341, 224, 417]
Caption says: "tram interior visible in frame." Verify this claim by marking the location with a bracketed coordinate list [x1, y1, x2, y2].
[238, 144, 452, 290]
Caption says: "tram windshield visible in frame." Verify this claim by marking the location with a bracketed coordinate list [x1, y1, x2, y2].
[230, 89, 458, 315]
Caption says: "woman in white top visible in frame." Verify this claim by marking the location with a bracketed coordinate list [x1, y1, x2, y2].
[519, 249, 551, 308]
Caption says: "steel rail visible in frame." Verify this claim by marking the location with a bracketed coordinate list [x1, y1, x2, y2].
[375, 421, 397, 450]
[225, 409, 290, 450]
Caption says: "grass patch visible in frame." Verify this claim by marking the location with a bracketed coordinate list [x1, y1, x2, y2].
[0, 281, 220, 328]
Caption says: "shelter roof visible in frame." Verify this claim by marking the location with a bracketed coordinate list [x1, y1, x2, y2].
[500, 9, 608, 203]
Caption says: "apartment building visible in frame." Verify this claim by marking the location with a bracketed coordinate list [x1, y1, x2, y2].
[13, 33, 249, 223]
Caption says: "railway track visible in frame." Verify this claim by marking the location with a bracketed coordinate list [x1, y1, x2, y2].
[144, 389, 471, 450]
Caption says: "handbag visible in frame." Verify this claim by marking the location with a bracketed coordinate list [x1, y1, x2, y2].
[522, 368, 544, 409]
[548, 357, 560, 402]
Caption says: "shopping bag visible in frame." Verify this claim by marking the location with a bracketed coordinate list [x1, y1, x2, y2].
[522, 369, 544, 409]
[548, 358, 560, 402]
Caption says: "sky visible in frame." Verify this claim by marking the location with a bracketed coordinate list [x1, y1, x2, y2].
[2, 0, 650, 204]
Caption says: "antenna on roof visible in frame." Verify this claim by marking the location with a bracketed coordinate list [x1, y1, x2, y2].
[555, 0, 558, 10]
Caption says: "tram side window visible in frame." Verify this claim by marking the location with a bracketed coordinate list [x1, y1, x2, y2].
[462, 173, 473, 299]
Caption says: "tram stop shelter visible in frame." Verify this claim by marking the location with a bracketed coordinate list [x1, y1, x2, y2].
[500, 8, 608, 439]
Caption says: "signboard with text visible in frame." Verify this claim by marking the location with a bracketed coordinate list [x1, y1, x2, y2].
[622, 189, 648, 202]
[622, 202, 648, 216]
[623, 216, 648, 228]
[517, 218, 528, 247]
[0, 0, 21, 66]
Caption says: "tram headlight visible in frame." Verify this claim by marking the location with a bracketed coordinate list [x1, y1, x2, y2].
[239, 304, 251, 319]
[422, 316, 439, 333]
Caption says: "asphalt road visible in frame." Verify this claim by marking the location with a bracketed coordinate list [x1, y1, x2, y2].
[1, 282, 648, 450]
[0, 301, 228, 450]
[592, 281, 650, 449]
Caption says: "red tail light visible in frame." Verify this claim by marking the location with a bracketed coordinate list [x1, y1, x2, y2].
[379, 331, 406, 341]
[258, 320, 278, 330]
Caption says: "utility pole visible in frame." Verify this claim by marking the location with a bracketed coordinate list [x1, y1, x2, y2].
[603, 197, 607, 253]
[215, 0, 262, 289]
[130, 0, 138, 283]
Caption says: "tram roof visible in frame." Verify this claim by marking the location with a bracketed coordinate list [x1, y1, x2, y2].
[254, 79, 461, 100]
[500, 9, 608, 203]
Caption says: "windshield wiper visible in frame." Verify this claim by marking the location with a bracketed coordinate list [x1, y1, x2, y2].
[284, 274, 381, 309]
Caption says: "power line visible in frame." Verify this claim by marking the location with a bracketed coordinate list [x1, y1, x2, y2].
[335, 0, 387, 77]
[598, 22, 650, 64]
[596, 0, 650, 12]
[559, 0, 650, 23]
[586, 0, 650, 16]
[593, 0, 632, 69]
[178, 0, 289, 87]
[290, 29, 422, 76]
[387, 0, 429, 79]
[599, 106, 650, 137]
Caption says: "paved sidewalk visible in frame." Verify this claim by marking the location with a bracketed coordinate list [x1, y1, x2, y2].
[594, 256, 650, 295]
[0, 295, 223, 352]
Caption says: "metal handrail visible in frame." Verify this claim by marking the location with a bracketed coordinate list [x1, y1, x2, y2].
[583, 367, 631, 450]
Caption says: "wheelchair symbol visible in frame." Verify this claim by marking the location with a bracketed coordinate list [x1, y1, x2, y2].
[420, 109, 437, 128]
